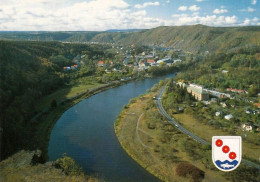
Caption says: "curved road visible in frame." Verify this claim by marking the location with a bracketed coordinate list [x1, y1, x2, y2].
[156, 86, 260, 170]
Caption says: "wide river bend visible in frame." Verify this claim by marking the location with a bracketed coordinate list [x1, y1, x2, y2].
[48, 74, 174, 181]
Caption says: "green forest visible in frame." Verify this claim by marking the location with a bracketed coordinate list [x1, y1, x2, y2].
[0, 40, 112, 159]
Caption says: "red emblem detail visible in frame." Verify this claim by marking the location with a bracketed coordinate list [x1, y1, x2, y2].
[229, 152, 236, 160]
[215, 139, 223, 147]
[222, 145, 230, 153]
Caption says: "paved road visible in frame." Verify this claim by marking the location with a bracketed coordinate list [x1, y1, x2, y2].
[156, 86, 260, 170]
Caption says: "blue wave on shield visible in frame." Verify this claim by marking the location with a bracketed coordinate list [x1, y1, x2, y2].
[215, 160, 238, 170]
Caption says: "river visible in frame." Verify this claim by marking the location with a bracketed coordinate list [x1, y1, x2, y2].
[48, 74, 174, 182]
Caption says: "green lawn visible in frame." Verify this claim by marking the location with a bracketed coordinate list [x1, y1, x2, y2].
[36, 80, 104, 111]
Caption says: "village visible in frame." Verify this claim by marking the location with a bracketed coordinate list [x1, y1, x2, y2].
[62, 44, 183, 75]
[173, 80, 260, 134]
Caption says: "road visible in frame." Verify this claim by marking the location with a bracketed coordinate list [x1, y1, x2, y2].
[156, 86, 260, 170]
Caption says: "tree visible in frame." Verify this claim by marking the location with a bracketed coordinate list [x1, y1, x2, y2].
[51, 99, 57, 108]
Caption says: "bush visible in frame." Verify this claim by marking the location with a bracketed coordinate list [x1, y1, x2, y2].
[147, 122, 156, 129]
[175, 163, 205, 182]
[54, 154, 83, 176]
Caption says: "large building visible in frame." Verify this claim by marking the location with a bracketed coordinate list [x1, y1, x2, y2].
[187, 84, 209, 101]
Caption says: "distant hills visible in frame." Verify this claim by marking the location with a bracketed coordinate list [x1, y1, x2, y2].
[1, 25, 260, 53]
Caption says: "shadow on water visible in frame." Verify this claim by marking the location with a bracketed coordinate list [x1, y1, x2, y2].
[48, 74, 174, 181]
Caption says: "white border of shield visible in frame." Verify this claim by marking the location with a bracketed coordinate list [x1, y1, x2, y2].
[212, 136, 242, 172]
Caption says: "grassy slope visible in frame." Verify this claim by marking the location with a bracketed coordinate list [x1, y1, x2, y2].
[35, 78, 104, 111]
[114, 91, 227, 182]
[173, 113, 260, 163]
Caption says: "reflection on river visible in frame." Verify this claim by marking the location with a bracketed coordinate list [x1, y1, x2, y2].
[48, 74, 174, 182]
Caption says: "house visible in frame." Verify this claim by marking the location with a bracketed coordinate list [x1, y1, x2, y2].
[215, 112, 221, 117]
[226, 88, 246, 94]
[139, 61, 145, 68]
[157, 57, 172, 64]
[63, 66, 71, 71]
[207, 89, 232, 99]
[245, 109, 253, 114]
[253, 103, 260, 109]
[173, 59, 182, 63]
[242, 123, 253, 132]
[147, 59, 155, 64]
[177, 82, 187, 88]
[97, 61, 105, 67]
[224, 114, 233, 120]
[222, 70, 229, 74]
[220, 102, 227, 108]
[187, 84, 209, 101]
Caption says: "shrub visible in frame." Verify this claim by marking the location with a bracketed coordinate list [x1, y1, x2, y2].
[54, 154, 83, 176]
[175, 163, 205, 182]
[147, 122, 156, 129]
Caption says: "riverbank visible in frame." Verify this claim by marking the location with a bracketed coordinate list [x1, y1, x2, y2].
[114, 88, 228, 182]
[30, 78, 134, 161]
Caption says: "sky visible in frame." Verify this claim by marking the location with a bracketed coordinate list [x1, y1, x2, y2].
[0, 0, 259, 31]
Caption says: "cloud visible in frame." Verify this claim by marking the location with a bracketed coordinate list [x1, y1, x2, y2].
[178, 6, 188, 11]
[135, 2, 160, 9]
[171, 13, 238, 26]
[178, 5, 200, 12]
[166, 0, 170, 3]
[251, 0, 257, 5]
[213, 8, 228, 14]
[247, 7, 256, 12]
[252, 17, 259, 22]
[240, 7, 256, 12]
[0, 0, 166, 31]
[189, 5, 200, 11]
[196, 0, 205, 2]
[239, 18, 251, 26]
[0, 0, 258, 31]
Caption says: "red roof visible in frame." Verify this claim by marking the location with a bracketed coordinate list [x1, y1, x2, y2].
[253, 103, 260, 108]
[98, 61, 104, 64]
[227, 88, 245, 93]
[147, 59, 155, 63]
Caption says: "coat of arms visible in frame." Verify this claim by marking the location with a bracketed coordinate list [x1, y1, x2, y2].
[212, 136, 242, 172]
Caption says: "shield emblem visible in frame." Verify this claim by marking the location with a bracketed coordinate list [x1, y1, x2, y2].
[212, 136, 242, 172]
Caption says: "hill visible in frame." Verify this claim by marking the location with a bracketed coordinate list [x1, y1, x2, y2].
[0, 40, 105, 160]
[1, 25, 260, 53]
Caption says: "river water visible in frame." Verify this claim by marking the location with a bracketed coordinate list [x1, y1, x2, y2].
[48, 74, 174, 182]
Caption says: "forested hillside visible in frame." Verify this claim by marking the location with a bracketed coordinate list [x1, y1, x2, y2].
[1, 25, 260, 53]
[0, 41, 105, 159]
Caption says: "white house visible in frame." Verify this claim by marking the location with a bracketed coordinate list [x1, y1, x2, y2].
[215, 112, 221, 117]
[224, 114, 233, 120]
[173, 59, 182, 63]
[242, 123, 253, 132]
